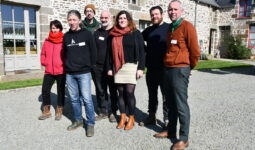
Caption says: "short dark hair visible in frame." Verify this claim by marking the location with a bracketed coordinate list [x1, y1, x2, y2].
[67, 10, 82, 20]
[149, 6, 163, 14]
[50, 20, 63, 31]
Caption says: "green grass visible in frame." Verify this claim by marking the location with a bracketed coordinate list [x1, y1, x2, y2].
[0, 78, 43, 90]
[0, 60, 253, 90]
[194, 60, 253, 70]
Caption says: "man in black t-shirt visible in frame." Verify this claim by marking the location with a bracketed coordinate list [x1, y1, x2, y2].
[92, 10, 118, 122]
[139, 6, 170, 138]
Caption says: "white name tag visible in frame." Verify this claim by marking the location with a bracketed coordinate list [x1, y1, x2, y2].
[99, 36, 105, 40]
[171, 40, 177, 44]
[78, 42, 86, 46]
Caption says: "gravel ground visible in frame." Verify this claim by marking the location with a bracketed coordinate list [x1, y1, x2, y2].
[0, 67, 255, 150]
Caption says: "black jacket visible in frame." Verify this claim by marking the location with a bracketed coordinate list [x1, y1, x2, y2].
[63, 28, 96, 74]
[106, 29, 145, 72]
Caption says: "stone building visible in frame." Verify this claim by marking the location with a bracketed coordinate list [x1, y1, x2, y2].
[218, 0, 255, 57]
[0, 0, 252, 79]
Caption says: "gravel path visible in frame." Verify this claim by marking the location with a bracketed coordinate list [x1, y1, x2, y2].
[0, 67, 255, 150]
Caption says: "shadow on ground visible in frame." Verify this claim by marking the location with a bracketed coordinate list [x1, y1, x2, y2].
[134, 107, 165, 133]
[38, 92, 73, 122]
[38, 88, 169, 136]
[38, 88, 99, 123]
[197, 66, 255, 76]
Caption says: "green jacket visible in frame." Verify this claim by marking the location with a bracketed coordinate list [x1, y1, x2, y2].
[82, 17, 100, 33]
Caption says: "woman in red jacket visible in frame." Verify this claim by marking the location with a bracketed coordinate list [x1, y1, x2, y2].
[38, 20, 66, 121]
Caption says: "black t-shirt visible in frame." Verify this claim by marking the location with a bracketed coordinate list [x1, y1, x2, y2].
[142, 22, 169, 69]
[94, 28, 111, 66]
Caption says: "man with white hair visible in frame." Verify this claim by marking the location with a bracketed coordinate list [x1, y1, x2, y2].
[153, 0, 200, 149]
[92, 10, 118, 122]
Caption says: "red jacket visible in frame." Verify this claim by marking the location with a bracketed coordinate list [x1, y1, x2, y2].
[40, 39, 65, 75]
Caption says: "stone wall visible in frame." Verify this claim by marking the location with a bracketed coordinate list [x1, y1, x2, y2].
[218, 0, 255, 55]
[0, 0, 238, 78]
[46, 0, 170, 32]
[181, 1, 219, 56]
[44, 0, 218, 56]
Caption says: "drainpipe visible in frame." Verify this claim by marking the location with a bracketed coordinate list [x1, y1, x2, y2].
[194, 0, 198, 27]
[0, 3, 6, 75]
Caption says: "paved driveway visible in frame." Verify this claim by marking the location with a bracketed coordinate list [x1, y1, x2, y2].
[0, 67, 255, 150]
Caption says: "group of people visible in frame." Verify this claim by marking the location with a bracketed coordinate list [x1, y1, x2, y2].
[38, 0, 200, 149]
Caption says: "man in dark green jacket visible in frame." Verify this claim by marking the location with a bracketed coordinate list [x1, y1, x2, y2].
[83, 4, 100, 33]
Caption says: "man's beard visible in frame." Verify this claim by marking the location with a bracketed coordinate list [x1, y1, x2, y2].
[101, 22, 110, 27]
[152, 17, 163, 25]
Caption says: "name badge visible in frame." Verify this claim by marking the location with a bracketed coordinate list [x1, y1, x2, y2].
[99, 36, 105, 40]
[171, 40, 177, 44]
[78, 42, 86, 46]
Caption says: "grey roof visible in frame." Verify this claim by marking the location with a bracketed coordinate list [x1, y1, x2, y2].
[194, 0, 236, 8]
[216, 0, 236, 8]
[196, 0, 220, 8]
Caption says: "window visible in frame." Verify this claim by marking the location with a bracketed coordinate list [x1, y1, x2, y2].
[29, 8, 37, 54]
[219, 26, 231, 39]
[239, 0, 252, 18]
[128, 0, 137, 4]
[1, 4, 37, 55]
[139, 20, 151, 32]
[249, 24, 255, 47]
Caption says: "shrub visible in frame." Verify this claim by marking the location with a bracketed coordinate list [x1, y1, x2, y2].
[225, 35, 251, 59]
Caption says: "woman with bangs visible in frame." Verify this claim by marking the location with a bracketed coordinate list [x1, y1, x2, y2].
[39, 20, 65, 121]
[106, 10, 145, 130]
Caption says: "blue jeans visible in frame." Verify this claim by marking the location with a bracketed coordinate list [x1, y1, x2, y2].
[66, 73, 95, 126]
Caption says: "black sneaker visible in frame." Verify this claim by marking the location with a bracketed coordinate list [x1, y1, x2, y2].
[95, 113, 108, 121]
[86, 125, 94, 137]
[67, 120, 83, 131]
[138, 114, 156, 126]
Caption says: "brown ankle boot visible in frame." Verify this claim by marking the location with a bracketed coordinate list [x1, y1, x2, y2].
[125, 115, 135, 130]
[55, 106, 63, 121]
[38, 105, 51, 120]
[117, 113, 126, 129]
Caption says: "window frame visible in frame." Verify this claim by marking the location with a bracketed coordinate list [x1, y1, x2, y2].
[1, 4, 38, 55]
[128, 0, 137, 5]
[138, 20, 151, 32]
[248, 24, 255, 47]
[238, 0, 252, 18]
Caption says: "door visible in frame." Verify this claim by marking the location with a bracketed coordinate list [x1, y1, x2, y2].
[1, 4, 40, 71]
[219, 26, 231, 57]
[208, 29, 216, 55]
